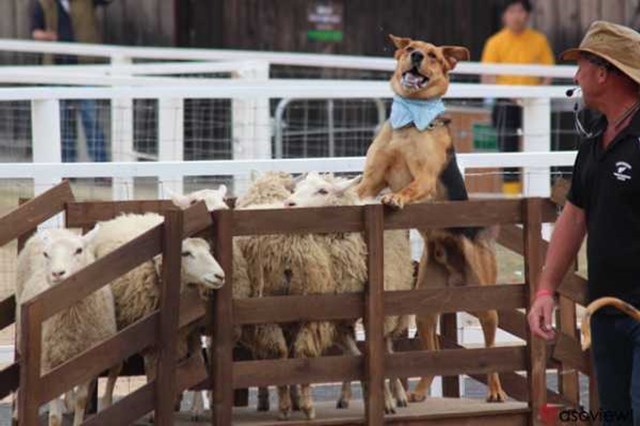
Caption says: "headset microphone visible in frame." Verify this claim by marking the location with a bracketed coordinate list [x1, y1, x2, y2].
[566, 87, 579, 97]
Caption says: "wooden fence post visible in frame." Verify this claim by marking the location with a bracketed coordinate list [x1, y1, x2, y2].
[211, 209, 234, 426]
[154, 209, 183, 425]
[364, 204, 385, 425]
[523, 198, 546, 425]
[18, 302, 43, 426]
[441, 313, 460, 397]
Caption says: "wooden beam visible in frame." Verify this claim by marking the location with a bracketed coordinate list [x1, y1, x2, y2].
[0, 180, 73, 247]
[211, 209, 234, 426]
[364, 204, 385, 426]
[38, 313, 159, 404]
[385, 199, 524, 230]
[557, 274, 588, 307]
[28, 225, 163, 320]
[154, 209, 183, 425]
[523, 198, 546, 425]
[0, 362, 19, 399]
[233, 355, 362, 389]
[83, 382, 154, 426]
[0, 294, 16, 331]
[233, 293, 363, 324]
[18, 299, 43, 425]
[551, 332, 591, 376]
[387, 346, 527, 378]
[65, 199, 174, 228]
[231, 205, 364, 236]
[384, 284, 527, 317]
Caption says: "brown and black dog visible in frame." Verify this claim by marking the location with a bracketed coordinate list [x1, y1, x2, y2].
[356, 35, 507, 403]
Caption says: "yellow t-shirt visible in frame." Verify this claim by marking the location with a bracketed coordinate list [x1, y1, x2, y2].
[481, 27, 555, 85]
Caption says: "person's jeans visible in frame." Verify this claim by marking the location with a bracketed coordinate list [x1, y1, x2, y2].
[591, 312, 640, 425]
[60, 99, 107, 162]
[79, 99, 107, 162]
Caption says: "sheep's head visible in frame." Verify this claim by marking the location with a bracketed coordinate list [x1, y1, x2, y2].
[284, 172, 362, 208]
[180, 238, 225, 291]
[251, 170, 296, 192]
[40, 226, 99, 285]
[167, 186, 229, 212]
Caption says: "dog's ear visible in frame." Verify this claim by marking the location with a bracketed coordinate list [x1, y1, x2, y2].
[441, 46, 470, 71]
[389, 34, 412, 50]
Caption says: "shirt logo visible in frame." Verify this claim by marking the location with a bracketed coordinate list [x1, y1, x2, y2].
[613, 161, 632, 181]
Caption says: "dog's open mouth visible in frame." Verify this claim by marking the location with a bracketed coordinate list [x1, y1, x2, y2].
[401, 67, 429, 89]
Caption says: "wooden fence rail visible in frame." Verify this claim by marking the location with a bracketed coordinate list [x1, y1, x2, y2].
[0, 181, 75, 402]
[205, 197, 560, 425]
[16, 201, 212, 425]
[6, 190, 596, 425]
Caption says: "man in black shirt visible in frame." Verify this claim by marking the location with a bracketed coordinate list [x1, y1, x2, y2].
[527, 21, 640, 425]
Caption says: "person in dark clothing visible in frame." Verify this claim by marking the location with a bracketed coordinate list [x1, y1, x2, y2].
[31, 0, 110, 162]
[527, 21, 640, 426]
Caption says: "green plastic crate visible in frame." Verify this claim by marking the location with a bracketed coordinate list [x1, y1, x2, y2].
[472, 123, 498, 152]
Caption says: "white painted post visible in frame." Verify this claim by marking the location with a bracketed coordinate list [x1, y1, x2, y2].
[158, 97, 184, 197]
[110, 54, 135, 200]
[32, 99, 65, 228]
[31, 99, 62, 194]
[522, 98, 551, 198]
[231, 61, 270, 195]
[522, 97, 553, 240]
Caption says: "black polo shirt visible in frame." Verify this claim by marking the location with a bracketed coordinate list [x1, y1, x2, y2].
[567, 107, 640, 308]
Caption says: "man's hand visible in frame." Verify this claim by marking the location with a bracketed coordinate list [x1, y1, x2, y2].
[527, 294, 556, 340]
[32, 30, 58, 42]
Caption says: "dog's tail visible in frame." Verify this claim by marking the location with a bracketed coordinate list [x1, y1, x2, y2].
[581, 297, 640, 350]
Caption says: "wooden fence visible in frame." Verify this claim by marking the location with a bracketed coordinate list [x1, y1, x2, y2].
[0, 180, 596, 425]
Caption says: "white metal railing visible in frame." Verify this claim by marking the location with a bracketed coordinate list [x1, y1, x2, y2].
[3, 82, 570, 198]
[0, 39, 580, 201]
[0, 38, 578, 78]
[1, 152, 576, 197]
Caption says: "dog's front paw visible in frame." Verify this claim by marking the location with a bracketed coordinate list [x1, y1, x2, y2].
[381, 193, 405, 209]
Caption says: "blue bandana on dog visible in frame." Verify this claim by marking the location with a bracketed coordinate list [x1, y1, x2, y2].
[389, 96, 446, 131]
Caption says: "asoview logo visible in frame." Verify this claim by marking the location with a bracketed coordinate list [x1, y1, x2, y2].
[540, 404, 632, 424]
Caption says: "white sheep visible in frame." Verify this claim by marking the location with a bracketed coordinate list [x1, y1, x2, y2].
[15, 227, 120, 426]
[166, 185, 230, 212]
[235, 171, 341, 420]
[284, 171, 416, 414]
[171, 174, 301, 418]
[87, 212, 225, 418]
[167, 185, 254, 420]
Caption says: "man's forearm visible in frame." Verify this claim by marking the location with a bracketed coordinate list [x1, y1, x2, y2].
[538, 203, 586, 292]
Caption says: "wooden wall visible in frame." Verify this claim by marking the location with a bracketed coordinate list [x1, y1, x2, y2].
[1, 0, 639, 60]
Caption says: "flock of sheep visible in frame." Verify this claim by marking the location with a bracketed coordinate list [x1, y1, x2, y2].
[13, 170, 420, 425]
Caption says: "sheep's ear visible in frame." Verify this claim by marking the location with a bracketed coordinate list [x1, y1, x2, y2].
[217, 184, 228, 197]
[293, 173, 307, 185]
[152, 254, 163, 276]
[334, 175, 362, 194]
[166, 188, 190, 208]
[82, 223, 100, 246]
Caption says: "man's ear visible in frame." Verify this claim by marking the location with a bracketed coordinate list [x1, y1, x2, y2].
[441, 46, 470, 71]
[389, 34, 412, 50]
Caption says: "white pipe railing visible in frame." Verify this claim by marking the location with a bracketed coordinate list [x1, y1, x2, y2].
[0, 82, 572, 101]
[0, 38, 577, 78]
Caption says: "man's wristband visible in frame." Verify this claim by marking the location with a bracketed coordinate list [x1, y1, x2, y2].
[535, 289, 555, 299]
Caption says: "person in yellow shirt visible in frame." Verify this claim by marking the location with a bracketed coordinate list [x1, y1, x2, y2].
[481, 0, 554, 195]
